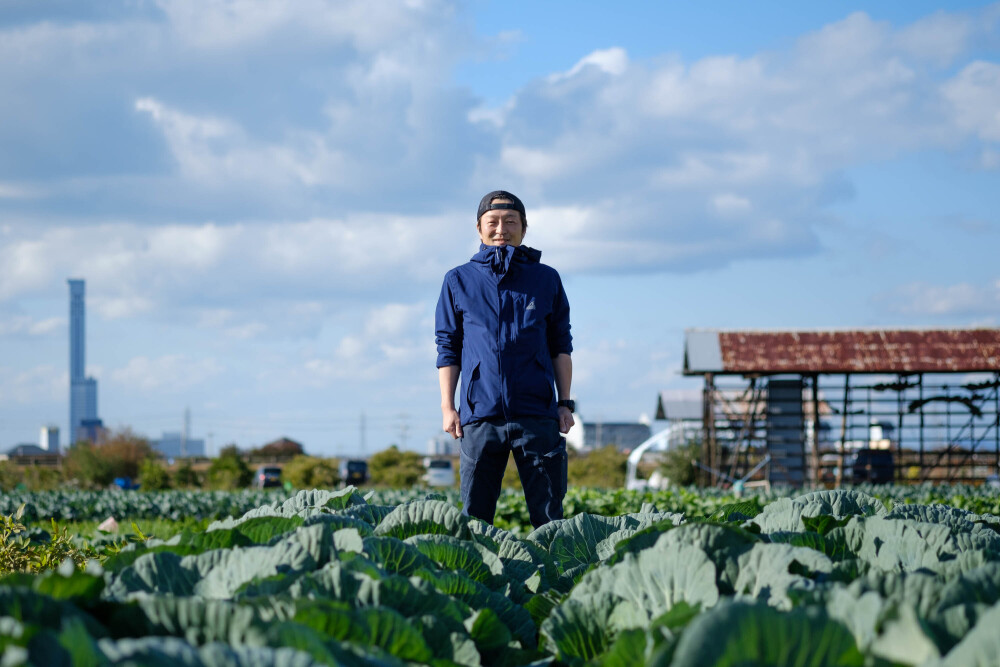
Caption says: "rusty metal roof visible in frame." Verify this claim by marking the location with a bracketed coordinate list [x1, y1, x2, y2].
[683, 329, 1000, 375]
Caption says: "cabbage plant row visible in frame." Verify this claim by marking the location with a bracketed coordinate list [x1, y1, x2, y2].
[3, 486, 1000, 665]
[3, 483, 997, 527]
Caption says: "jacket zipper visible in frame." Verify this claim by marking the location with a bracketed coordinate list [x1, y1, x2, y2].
[494, 246, 509, 421]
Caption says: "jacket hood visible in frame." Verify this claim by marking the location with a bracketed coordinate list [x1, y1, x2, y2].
[471, 244, 541, 275]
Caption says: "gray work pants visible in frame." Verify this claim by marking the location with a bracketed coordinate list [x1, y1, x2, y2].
[460, 417, 567, 528]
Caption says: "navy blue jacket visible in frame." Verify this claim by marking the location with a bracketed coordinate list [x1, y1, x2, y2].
[436, 244, 572, 426]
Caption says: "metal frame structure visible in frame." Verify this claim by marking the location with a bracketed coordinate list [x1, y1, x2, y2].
[683, 329, 1000, 487]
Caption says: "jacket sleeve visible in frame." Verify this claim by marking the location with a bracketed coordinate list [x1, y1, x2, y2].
[547, 273, 573, 357]
[435, 272, 463, 368]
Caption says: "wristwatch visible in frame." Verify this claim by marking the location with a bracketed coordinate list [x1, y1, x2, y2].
[557, 399, 575, 413]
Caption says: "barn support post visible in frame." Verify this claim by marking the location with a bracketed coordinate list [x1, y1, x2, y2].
[945, 384, 952, 466]
[702, 373, 717, 486]
[811, 373, 821, 487]
[836, 374, 851, 489]
[896, 375, 905, 482]
[919, 374, 926, 479]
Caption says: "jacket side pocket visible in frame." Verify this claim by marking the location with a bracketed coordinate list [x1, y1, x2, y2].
[533, 354, 554, 408]
[465, 362, 481, 416]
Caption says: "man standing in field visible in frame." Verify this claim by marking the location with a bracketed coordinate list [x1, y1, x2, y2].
[435, 190, 575, 528]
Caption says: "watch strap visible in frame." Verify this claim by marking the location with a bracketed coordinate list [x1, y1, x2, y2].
[557, 399, 575, 413]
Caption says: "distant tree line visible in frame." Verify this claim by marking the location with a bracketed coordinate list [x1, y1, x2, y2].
[1, 429, 675, 492]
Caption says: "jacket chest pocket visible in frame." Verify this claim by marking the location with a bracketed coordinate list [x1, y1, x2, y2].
[514, 293, 545, 333]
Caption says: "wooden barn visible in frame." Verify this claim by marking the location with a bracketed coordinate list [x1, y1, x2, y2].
[682, 328, 1000, 488]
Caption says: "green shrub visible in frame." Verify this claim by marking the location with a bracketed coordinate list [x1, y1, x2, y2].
[0, 463, 62, 491]
[659, 438, 701, 486]
[0, 505, 96, 574]
[0, 462, 20, 492]
[568, 445, 628, 488]
[206, 445, 252, 490]
[62, 428, 156, 488]
[139, 458, 171, 490]
[62, 442, 114, 488]
[22, 465, 63, 491]
[171, 460, 202, 488]
[369, 446, 424, 488]
[282, 455, 339, 489]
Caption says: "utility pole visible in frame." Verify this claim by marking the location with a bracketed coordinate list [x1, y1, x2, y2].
[360, 411, 366, 454]
[397, 413, 410, 450]
[181, 407, 190, 458]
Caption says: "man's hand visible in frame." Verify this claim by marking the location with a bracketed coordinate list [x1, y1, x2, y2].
[443, 408, 463, 439]
[552, 354, 573, 434]
[439, 365, 463, 439]
[557, 406, 575, 434]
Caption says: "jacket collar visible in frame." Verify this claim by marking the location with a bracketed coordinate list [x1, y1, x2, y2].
[471, 243, 541, 276]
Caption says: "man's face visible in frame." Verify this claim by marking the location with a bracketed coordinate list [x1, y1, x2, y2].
[477, 200, 525, 247]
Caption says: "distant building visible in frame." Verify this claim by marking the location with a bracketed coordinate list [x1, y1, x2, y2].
[584, 422, 651, 452]
[250, 437, 304, 460]
[79, 418, 107, 445]
[68, 279, 100, 443]
[6, 444, 46, 457]
[151, 431, 206, 459]
[1, 443, 61, 465]
[654, 391, 704, 447]
[39, 425, 60, 454]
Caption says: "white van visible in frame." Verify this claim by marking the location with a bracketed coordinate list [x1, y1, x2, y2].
[422, 457, 455, 487]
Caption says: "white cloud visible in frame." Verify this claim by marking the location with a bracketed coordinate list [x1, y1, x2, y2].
[527, 201, 814, 275]
[570, 339, 690, 421]
[0, 315, 63, 337]
[551, 47, 629, 82]
[465, 9, 1000, 277]
[154, 0, 460, 55]
[6, 5, 994, 283]
[0, 365, 65, 404]
[894, 10, 974, 66]
[983, 148, 1000, 170]
[882, 279, 1000, 317]
[109, 354, 224, 392]
[146, 224, 230, 269]
[91, 295, 156, 320]
[712, 193, 752, 216]
[654, 152, 776, 188]
[500, 145, 577, 181]
[135, 97, 349, 187]
[364, 302, 426, 338]
[0, 235, 61, 300]
[0, 182, 36, 199]
[0, 0, 482, 224]
[0, 217, 463, 334]
[29, 317, 62, 335]
[942, 61, 1000, 142]
[297, 301, 433, 387]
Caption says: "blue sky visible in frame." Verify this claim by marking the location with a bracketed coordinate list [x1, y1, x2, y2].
[1, 1, 998, 457]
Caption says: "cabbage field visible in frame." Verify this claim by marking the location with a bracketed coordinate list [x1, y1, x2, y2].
[2, 485, 1000, 665]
